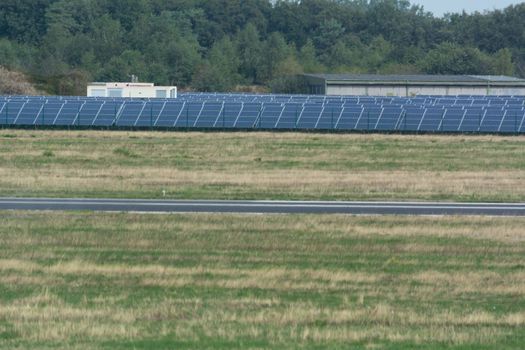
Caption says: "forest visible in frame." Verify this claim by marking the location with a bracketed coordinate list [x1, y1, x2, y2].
[0, 0, 523, 95]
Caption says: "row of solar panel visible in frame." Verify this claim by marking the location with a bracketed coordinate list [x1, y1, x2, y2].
[1, 100, 523, 133]
[0, 95, 525, 105]
[180, 93, 525, 104]
[1, 100, 524, 113]
[2, 94, 525, 105]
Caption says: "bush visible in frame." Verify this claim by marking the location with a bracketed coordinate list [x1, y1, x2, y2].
[0, 66, 40, 95]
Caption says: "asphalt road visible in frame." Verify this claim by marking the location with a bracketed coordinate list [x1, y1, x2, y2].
[0, 198, 524, 216]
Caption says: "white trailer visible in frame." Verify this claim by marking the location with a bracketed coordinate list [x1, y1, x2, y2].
[87, 82, 177, 98]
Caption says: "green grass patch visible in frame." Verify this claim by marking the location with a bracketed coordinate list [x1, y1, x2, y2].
[0, 130, 524, 201]
[42, 150, 54, 157]
[0, 211, 524, 349]
[113, 147, 138, 158]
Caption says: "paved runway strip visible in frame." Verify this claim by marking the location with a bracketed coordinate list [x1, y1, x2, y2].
[0, 198, 524, 216]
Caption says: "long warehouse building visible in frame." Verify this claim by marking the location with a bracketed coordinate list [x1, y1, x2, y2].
[303, 74, 525, 96]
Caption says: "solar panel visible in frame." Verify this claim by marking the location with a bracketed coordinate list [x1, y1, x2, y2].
[0, 94, 524, 133]
[93, 102, 119, 126]
[316, 105, 341, 129]
[297, 103, 321, 129]
[258, 103, 283, 129]
[336, 106, 363, 130]
[194, 102, 221, 128]
[231, 103, 258, 128]
[77, 101, 101, 126]
[134, 101, 159, 127]
[116, 102, 144, 126]
[156, 102, 183, 127]
[375, 106, 402, 131]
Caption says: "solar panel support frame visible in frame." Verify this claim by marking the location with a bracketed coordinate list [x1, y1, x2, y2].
[155, 101, 168, 126]
[33, 103, 44, 125]
[213, 102, 225, 128]
[2, 101, 9, 125]
[519, 110, 525, 132]
[13, 101, 27, 125]
[171, 101, 184, 127]
[497, 109, 508, 132]
[232, 103, 244, 128]
[353, 108, 365, 130]
[394, 109, 404, 130]
[457, 108, 469, 131]
[91, 101, 105, 126]
[222, 104, 226, 128]
[416, 109, 427, 132]
[314, 104, 326, 129]
[0, 103, 7, 125]
[374, 107, 385, 130]
[334, 106, 344, 129]
[72, 102, 85, 126]
[53, 102, 66, 126]
[133, 102, 148, 127]
[192, 102, 206, 127]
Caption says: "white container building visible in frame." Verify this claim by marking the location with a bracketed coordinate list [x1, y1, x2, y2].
[87, 82, 177, 98]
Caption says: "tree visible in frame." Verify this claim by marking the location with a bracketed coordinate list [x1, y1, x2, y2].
[91, 15, 124, 63]
[1, 0, 525, 95]
[129, 11, 202, 87]
[257, 32, 290, 83]
[236, 23, 263, 84]
[0, 39, 19, 68]
[0, 0, 56, 43]
[101, 50, 147, 82]
[313, 19, 345, 52]
[269, 55, 306, 93]
[38, 24, 73, 76]
[491, 48, 514, 75]
[421, 42, 491, 75]
[192, 37, 241, 91]
[365, 36, 393, 72]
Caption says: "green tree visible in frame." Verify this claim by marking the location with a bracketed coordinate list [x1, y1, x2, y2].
[1, 0, 525, 95]
[38, 24, 73, 76]
[236, 23, 263, 84]
[491, 48, 514, 75]
[257, 32, 290, 83]
[269, 55, 306, 93]
[421, 42, 491, 75]
[91, 15, 124, 63]
[299, 39, 317, 72]
[313, 19, 345, 52]
[0, 0, 56, 43]
[193, 37, 241, 91]
[101, 50, 147, 82]
[129, 11, 202, 87]
[365, 36, 393, 72]
[0, 39, 19, 68]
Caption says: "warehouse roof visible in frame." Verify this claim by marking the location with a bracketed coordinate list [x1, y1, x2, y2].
[303, 74, 525, 84]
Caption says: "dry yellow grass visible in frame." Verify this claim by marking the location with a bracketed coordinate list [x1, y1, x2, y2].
[0, 130, 524, 201]
[0, 66, 40, 95]
[0, 211, 524, 348]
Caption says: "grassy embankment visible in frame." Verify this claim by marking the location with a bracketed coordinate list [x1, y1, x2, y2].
[0, 211, 524, 349]
[0, 130, 524, 202]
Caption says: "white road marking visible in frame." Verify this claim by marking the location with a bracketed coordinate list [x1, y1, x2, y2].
[0, 199, 523, 211]
[1, 198, 524, 206]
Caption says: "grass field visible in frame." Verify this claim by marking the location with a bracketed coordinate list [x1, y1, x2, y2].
[0, 130, 524, 202]
[1, 130, 524, 349]
[0, 211, 524, 349]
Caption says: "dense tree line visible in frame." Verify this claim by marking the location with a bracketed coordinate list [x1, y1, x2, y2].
[0, 0, 524, 94]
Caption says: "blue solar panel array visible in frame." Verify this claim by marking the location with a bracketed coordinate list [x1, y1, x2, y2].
[0, 93, 524, 133]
